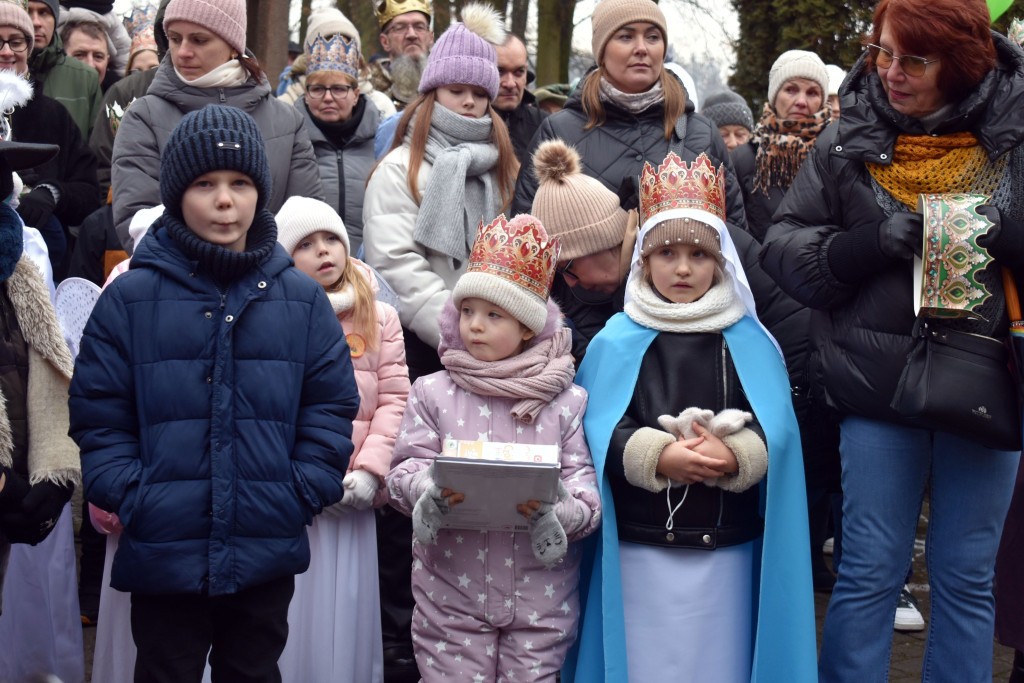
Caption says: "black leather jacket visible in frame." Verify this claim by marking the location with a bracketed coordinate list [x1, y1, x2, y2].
[607, 330, 764, 549]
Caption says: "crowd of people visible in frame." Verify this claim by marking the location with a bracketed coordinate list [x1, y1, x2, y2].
[0, 0, 1022, 681]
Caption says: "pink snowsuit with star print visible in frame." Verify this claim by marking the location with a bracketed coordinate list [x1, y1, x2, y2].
[386, 370, 600, 683]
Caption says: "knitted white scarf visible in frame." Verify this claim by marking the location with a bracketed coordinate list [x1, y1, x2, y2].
[327, 287, 355, 315]
[625, 276, 745, 333]
[175, 59, 249, 88]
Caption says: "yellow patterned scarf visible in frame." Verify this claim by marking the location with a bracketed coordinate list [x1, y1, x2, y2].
[866, 132, 1007, 209]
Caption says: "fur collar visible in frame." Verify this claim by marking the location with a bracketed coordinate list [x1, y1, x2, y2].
[5, 257, 74, 379]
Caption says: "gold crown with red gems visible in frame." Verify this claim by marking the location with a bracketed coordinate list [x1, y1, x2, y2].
[466, 214, 560, 302]
[639, 152, 726, 227]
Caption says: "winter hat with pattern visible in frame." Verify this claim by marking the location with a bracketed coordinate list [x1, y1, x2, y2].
[591, 0, 667, 65]
[530, 139, 629, 261]
[276, 196, 351, 257]
[163, 0, 245, 57]
[159, 105, 270, 219]
[767, 50, 829, 109]
[418, 3, 504, 101]
[701, 90, 754, 132]
[0, 0, 35, 53]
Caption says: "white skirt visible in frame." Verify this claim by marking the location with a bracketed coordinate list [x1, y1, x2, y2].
[0, 504, 85, 683]
[619, 540, 755, 683]
[277, 508, 384, 683]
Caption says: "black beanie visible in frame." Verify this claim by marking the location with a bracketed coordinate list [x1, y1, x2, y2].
[160, 105, 272, 221]
[701, 90, 754, 132]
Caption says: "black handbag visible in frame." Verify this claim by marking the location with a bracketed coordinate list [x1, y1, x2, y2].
[891, 318, 1022, 451]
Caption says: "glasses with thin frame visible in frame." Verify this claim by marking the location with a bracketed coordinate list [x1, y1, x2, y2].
[0, 36, 29, 53]
[386, 21, 430, 36]
[557, 258, 581, 284]
[307, 84, 355, 99]
[866, 44, 938, 77]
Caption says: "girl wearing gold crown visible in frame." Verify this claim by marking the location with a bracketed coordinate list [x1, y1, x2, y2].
[568, 152, 816, 682]
[385, 213, 601, 682]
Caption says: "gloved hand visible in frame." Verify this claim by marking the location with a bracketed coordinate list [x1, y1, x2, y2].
[412, 481, 463, 546]
[339, 470, 379, 511]
[978, 205, 1024, 270]
[1, 480, 74, 545]
[877, 212, 923, 260]
[0, 465, 31, 512]
[526, 481, 572, 566]
[15, 186, 57, 230]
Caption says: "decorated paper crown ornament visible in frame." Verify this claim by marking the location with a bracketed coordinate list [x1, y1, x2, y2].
[1010, 18, 1024, 48]
[124, 4, 157, 36]
[375, 0, 432, 30]
[639, 152, 726, 231]
[451, 214, 561, 333]
[307, 33, 360, 79]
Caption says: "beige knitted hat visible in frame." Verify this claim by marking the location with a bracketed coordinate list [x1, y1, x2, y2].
[164, 0, 246, 56]
[305, 7, 361, 55]
[0, 0, 34, 53]
[529, 139, 629, 261]
[275, 196, 351, 257]
[590, 0, 667, 65]
[767, 50, 829, 108]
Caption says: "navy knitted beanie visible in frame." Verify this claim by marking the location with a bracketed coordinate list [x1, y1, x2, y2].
[160, 105, 272, 220]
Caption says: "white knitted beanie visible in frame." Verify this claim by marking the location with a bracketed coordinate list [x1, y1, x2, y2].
[275, 196, 351, 257]
[767, 50, 829, 108]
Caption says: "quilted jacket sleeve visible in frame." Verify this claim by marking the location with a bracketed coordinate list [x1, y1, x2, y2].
[760, 126, 865, 310]
[353, 304, 410, 506]
[283, 107, 325, 203]
[290, 287, 360, 515]
[557, 389, 602, 542]
[68, 282, 143, 524]
[111, 100, 161, 251]
[385, 378, 441, 517]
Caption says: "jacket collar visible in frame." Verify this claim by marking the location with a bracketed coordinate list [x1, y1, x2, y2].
[836, 31, 1024, 163]
[298, 94, 380, 146]
[148, 51, 270, 114]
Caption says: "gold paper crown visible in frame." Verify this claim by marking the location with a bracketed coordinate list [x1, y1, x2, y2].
[466, 214, 560, 302]
[375, 0, 432, 29]
[307, 34, 360, 78]
[639, 152, 726, 228]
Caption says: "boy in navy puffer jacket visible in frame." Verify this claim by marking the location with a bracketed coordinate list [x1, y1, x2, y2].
[69, 104, 360, 683]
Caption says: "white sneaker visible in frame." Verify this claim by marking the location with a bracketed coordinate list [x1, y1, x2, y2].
[822, 537, 834, 556]
[894, 584, 925, 632]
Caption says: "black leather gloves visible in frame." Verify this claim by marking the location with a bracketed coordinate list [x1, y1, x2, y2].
[15, 186, 57, 230]
[877, 212, 923, 260]
[1, 480, 74, 545]
[978, 205, 1024, 271]
[0, 465, 30, 512]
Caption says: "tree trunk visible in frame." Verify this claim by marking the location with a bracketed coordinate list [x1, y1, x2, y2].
[434, 0, 452, 38]
[338, 0, 380, 62]
[299, 0, 313, 48]
[509, 0, 528, 39]
[536, 0, 575, 84]
[246, 0, 289, 89]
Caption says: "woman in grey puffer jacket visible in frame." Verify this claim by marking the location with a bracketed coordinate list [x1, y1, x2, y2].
[111, 0, 322, 252]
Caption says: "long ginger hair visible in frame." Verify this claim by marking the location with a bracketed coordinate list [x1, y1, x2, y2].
[369, 90, 519, 211]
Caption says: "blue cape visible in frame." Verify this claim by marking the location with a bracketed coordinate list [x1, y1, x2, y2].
[565, 313, 818, 682]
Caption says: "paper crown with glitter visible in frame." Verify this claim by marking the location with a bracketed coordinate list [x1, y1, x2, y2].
[307, 33, 360, 78]
[375, 0, 432, 29]
[639, 152, 726, 230]
[1010, 18, 1024, 48]
[125, 5, 156, 36]
[451, 214, 560, 333]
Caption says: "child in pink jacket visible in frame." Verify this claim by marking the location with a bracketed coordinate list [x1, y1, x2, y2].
[276, 196, 410, 682]
[386, 214, 601, 683]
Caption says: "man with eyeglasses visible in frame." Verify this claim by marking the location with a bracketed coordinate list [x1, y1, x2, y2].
[493, 34, 547, 167]
[369, 0, 433, 112]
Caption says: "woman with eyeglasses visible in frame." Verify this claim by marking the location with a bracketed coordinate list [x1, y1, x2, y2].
[761, 0, 1024, 679]
[732, 51, 831, 244]
[296, 31, 382, 254]
[111, 0, 322, 253]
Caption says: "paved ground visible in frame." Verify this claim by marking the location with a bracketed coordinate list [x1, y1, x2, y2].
[78, 504, 1017, 682]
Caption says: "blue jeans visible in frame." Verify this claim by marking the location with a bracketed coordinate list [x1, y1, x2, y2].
[818, 415, 1020, 683]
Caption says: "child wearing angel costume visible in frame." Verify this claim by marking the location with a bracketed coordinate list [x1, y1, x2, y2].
[567, 153, 818, 683]
[386, 214, 601, 682]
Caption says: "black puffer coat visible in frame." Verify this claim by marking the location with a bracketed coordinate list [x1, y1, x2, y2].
[510, 70, 747, 233]
[760, 32, 1024, 423]
[608, 331, 764, 550]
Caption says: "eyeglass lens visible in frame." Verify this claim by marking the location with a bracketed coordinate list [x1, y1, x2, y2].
[869, 44, 931, 77]
[0, 38, 28, 53]
[308, 85, 353, 99]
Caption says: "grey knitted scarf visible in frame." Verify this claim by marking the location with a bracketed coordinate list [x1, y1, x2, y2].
[411, 104, 500, 269]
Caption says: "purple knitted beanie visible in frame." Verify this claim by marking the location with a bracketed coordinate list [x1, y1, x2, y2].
[163, 0, 246, 57]
[418, 3, 504, 101]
